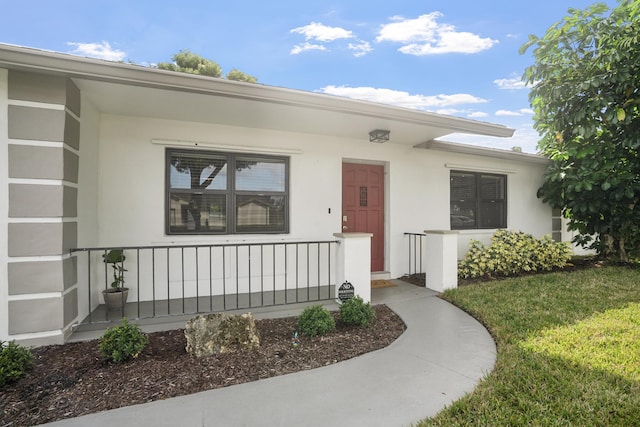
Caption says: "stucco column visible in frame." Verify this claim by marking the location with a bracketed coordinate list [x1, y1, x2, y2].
[333, 233, 372, 303]
[4, 70, 80, 346]
[424, 230, 458, 292]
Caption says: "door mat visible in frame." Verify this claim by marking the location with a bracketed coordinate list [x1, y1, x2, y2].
[371, 280, 397, 289]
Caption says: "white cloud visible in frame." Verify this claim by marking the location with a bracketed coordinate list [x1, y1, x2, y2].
[67, 41, 126, 61]
[494, 75, 528, 90]
[348, 41, 372, 57]
[319, 85, 487, 109]
[496, 110, 522, 116]
[496, 108, 534, 116]
[376, 13, 497, 55]
[436, 108, 463, 115]
[290, 43, 327, 55]
[290, 22, 354, 42]
[468, 111, 489, 118]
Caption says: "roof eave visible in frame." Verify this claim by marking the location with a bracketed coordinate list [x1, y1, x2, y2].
[417, 139, 549, 164]
[0, 44, 514, 139]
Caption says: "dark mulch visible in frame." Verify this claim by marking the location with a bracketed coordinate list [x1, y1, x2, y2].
[0, 305, 405, 427]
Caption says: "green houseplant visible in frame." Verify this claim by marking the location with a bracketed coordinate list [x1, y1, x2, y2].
[102, 249, 129, 310]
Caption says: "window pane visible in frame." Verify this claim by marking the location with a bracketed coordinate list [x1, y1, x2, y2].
[167, 149, 289, 235]
[451, 173, 476, 201]
[451, 202, 476, 229]
[235, 195, 286, 232]
[169, 153, 227, 190]
[169, 193, 226, 232]
[480, 175, 505, 200]
[479, 201, 506, 228]
[235, 158, 286, 192]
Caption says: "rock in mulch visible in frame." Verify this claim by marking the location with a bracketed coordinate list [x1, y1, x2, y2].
[185, 312, 260, 357]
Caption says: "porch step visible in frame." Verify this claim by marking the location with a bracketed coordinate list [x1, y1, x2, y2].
[371, 271, 391, 280]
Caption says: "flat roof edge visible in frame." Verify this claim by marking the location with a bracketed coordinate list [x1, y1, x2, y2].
[416, 139, 550, 164]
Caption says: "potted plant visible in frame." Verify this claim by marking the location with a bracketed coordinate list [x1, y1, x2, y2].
[102, 249, 129, 310]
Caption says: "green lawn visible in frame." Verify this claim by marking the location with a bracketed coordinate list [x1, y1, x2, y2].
[417, 266, 640, 426]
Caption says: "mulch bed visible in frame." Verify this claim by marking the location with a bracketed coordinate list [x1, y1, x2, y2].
[0, 305, 405, 426]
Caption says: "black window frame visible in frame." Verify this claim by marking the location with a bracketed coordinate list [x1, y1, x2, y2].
[450, 170, 507, 230]
[166, 148, 289, 235]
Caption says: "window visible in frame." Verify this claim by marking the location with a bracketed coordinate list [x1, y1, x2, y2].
[167, 149, 288, 234]
[450, 171, 506, 229]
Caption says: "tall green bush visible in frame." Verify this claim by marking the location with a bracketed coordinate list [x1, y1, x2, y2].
[458, 229, 572, 279]
[0, 340, 33, 387]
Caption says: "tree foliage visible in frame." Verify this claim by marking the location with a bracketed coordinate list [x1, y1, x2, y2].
[521, 0, 640, 261]
[157, 49, 222, 77]
[157, 49, 257, 83]
[226, 68, 258, 83]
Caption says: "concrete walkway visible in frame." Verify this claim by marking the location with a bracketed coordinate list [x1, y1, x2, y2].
[46, 281, 496, 427]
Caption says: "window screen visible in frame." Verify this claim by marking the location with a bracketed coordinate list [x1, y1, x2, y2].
[167, 149, 289, 234]
[450, 171, 506, 229]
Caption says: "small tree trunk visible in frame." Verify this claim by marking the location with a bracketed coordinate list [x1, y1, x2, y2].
[603, 234, 615, 258]
[618, 237, 629, 263]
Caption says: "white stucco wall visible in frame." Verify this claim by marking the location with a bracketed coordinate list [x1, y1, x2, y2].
[83, 114, 551, 286]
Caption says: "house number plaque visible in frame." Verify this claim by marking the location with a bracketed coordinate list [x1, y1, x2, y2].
[338, 281, 355, 301]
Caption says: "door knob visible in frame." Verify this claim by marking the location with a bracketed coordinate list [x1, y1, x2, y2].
[342, 226, 348, 230]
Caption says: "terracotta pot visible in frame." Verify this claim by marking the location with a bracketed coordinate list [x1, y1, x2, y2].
[102, 288, 129, 310]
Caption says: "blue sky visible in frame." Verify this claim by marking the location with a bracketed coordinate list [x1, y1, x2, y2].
[0, 0, 619, 153]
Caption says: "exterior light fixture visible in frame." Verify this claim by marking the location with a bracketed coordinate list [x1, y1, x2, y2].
[369, 129, 390, 143]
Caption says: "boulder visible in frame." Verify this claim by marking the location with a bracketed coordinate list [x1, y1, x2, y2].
[184, 312, 260, 358]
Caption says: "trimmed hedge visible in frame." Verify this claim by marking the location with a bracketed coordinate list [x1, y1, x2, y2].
[297, 305, 335, 337]
[98, 318, 149, 363]
[339, 296, 376, 327]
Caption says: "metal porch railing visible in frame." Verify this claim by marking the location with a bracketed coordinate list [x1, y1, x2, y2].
[71, 240, 338, 325]
[404, 233, 426, 276]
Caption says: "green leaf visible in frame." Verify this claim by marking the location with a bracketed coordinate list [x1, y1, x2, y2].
[625, 188, 635, 199]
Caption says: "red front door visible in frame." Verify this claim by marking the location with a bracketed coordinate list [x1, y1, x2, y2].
[342, 163, 384, 272]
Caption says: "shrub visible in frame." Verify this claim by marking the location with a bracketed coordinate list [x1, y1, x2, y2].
[0, 340, 33, 387]
[339, 296, 376, 327]
[458, 229, 572, 279]
[297, 305, 335, 337]
[98, 318, 149, 363]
